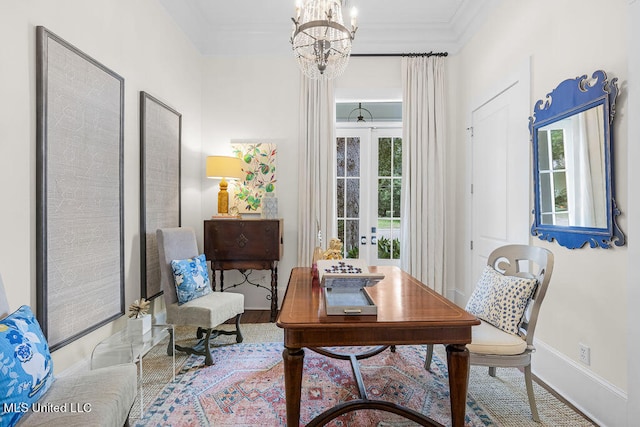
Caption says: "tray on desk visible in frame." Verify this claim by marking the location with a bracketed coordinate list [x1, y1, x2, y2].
[323, 287, 377, 316]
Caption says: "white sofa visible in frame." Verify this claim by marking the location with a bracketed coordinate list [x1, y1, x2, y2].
[0, 274, 137, 427]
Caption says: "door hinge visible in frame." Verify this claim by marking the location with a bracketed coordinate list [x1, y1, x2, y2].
[470, 184, 473, 194]
[470, 241, 474, 250]
[467, 126, 474, 137]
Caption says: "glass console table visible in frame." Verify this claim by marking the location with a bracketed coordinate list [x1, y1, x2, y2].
[91, 324, 175, 417]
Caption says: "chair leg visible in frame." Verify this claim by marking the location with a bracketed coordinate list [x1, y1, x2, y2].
[524, 365, 540, 422]
[234, 313, 244, 343]
[203, 328, 214, 366]
[167, 329, 175, 356]
[488, 366, 497, 377]
[424, 344, 434, 370]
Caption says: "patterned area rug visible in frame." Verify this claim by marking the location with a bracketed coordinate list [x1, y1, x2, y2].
[132, 324, 594, 427]
[135, 343, 491, 427]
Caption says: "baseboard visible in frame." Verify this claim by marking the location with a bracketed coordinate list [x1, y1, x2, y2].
[448, 288, 465, 306]
[533, 339, 627, 427]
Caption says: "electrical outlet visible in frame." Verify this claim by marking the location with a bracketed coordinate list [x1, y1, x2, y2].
[579, 343, 591, 365]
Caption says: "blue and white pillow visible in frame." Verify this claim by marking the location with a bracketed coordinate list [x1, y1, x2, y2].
[170, 254, 212, 305]
[465, 265, 538, 336]
[0, 305, 54, 427]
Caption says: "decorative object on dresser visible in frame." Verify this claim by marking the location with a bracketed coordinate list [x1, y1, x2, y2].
[261, 192, 278, 219]
[35, 26, 125, 350]
[140, 91, 182, 300]
[206, 155, 244, 216]
[204, 219, 283, 322]
[127, 298, 152, 338]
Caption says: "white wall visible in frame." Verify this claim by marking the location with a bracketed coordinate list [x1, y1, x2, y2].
[0, 0, 203, 372]
[199, 56, 300, 309]
[626, 1, 640, 424]
[450, 0, 630, 425]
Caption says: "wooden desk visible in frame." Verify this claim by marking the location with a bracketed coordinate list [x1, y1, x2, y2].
[204, 219, 283, 322]
[276, 266, 480, 427]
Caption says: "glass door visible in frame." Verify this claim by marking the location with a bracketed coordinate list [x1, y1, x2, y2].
[335, 126, 402, 266]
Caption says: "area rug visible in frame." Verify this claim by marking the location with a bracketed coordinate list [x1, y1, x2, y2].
[135, 342, 492, 426]
[132, 324, 594, 427]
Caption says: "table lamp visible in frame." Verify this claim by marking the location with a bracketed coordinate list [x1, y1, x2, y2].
[206, 155, 243, 215]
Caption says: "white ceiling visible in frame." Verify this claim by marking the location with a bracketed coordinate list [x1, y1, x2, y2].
[158, 0, 498, 57]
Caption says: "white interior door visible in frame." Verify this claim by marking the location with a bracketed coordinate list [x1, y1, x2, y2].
[470, 77, 530, 299]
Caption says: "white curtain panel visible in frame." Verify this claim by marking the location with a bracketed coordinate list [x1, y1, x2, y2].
[297, 75, 337, 266]
[400, 56, 447, 294]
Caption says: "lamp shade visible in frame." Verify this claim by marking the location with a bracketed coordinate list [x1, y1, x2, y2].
[206, 156, 243, 179]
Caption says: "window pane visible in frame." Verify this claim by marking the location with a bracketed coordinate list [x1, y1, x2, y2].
[378, 235, 391, 259]
[346, 137, 360, 177]
[392, 178, 401, 217]
[540, 172, 552, 213]
[346, 178, 360, 217]
[550, 129, 565, 169]
[337, 219, 344, 249]
[555, 213, 569, 226]
[393, 138, 402, 176]
[553, 171, 567, 211]
[345, 219, 359, 259]
[336, 178, 344, 217]
[391, 227, 401, 259]
[336, 137, 345, 176]
[378, 178, 391, 217]
[537, 131, 550, 171]
[378, 137, 391, 176]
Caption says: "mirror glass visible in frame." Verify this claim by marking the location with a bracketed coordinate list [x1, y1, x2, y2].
[530, 70, 624, 249]
[536, 104, 606, 228]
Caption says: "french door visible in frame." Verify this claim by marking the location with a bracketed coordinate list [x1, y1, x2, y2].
[335, 126, 402, 266]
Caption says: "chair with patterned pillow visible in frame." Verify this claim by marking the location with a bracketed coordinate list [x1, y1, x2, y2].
[424, 244, 553, 422]
[157, 227, 244, 366]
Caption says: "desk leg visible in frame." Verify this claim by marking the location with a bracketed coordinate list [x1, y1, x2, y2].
[446, 344, 470, 427]
[270, 264, 278, 322]
[283, 347, 304, 427]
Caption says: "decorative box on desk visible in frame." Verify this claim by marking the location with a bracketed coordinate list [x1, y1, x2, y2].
[317, 260, 384, 316]
[204, 218, 283, 322]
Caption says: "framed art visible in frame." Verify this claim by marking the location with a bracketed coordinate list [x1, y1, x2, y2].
[36, 26, 125, 350]
[231, 142, 277, 213]
[140, 92, 182, 300]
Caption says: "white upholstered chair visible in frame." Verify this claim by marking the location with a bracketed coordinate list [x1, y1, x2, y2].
[425, 244, 554, 422]
[157, 227, 244, 366]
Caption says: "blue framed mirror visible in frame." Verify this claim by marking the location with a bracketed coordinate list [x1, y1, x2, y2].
[529, 70, 625, 249]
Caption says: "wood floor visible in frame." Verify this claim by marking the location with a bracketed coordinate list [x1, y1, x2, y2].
[227, 309, 273, 324]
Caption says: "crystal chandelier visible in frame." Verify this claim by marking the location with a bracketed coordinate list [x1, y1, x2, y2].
[290, 0, 358, 80]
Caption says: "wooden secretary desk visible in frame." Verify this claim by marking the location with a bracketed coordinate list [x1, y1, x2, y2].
[203, 218, 283, 322]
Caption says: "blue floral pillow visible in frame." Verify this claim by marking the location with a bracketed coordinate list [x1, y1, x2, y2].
[465, 266, 538, 336]
[170, 254, 212, 305]
[0, 305, 54, 427]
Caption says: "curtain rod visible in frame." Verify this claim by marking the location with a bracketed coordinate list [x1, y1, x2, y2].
[351, 51, 448, 58]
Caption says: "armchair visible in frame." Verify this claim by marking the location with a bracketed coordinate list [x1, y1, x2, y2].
[425, 244, 553, 422]
[156, 227, 244, 366]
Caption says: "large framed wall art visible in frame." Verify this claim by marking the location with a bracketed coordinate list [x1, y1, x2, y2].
[36, 26, 125, 350]
[140, 92, 181, 300]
